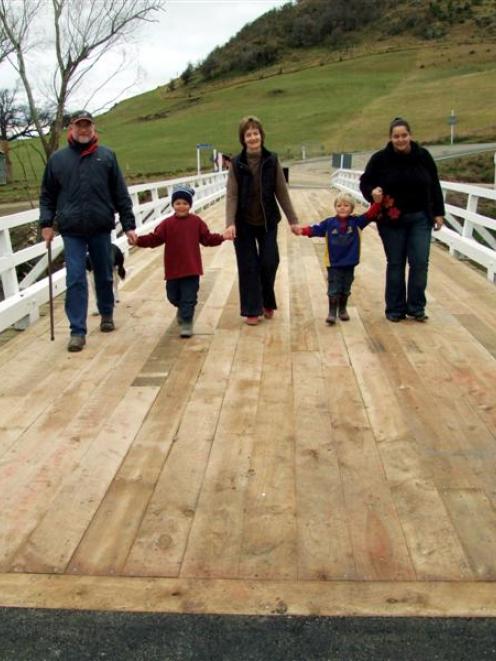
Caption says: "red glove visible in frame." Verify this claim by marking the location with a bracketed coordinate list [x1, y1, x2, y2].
[365, 202, 383, 220]
[301, 226, 313, 237]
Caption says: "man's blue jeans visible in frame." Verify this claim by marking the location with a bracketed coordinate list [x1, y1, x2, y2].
[63, 233, 114, 336]
[378, 212, 432, 317]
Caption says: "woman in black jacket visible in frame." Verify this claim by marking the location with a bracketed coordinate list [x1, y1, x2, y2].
[359, 118, 445, 322]
[224, 116, 300, 325]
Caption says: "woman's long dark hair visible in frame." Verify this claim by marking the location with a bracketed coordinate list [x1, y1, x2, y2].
[389, 117, 411, 136]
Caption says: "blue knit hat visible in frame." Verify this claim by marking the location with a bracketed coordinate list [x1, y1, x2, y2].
[171, 184, 195, 207]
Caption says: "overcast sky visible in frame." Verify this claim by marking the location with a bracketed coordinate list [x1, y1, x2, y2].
[1, 0, 290, 113]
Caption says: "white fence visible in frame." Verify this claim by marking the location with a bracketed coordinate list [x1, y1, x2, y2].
[330, 169, 496, 284]
[0, 170, 228, 333]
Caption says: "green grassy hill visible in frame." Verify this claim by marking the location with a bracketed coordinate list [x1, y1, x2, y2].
[4, 0, 496, 204]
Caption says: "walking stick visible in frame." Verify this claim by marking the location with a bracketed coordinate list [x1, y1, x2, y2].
[47, 241, 55, 341]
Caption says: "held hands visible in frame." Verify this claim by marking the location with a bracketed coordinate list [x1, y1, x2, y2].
[126, 230, 138, 246]
[223, 225, 236, 241]
[291, 225, 303, 236]
[371, 187, 383, 204]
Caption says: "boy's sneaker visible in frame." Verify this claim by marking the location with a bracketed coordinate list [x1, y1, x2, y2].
[180, 319, 193, 338]
[67, 335, 86, 352]
[100, 315, 115, 332]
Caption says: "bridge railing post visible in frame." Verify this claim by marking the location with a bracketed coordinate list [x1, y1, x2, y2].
[0, 226, 18, 301]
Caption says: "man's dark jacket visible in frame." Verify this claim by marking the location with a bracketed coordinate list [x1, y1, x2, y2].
[39, 142, 136, 236]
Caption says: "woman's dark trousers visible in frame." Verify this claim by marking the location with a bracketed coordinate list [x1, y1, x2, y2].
[234, 223, 279, 317]
[166, 275, 200, 322]
[378, 212, 432, 318]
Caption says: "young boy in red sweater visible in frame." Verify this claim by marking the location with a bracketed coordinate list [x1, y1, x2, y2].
[128, 185, 232, 337]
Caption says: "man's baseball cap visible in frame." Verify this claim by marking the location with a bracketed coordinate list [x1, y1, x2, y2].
[70, 110, 94, 124]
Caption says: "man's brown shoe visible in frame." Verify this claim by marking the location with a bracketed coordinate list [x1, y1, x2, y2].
[67, 335, 86, 352]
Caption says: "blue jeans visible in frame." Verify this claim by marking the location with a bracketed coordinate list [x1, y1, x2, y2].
[327, 266, 355, 297]
[166, 275, 200, 322]
[63, 233, 114, 336]
[234, 223, 279, 316]
[378, 212, 432, 317]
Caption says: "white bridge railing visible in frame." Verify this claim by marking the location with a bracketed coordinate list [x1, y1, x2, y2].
[0, 170, 228, 333]
[331, 169, 496, 284]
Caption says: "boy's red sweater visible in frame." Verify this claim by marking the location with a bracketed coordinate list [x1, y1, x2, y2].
[136, 212, 224, 280]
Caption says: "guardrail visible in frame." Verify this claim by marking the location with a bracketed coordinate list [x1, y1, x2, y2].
[0, 170, 228, 333]
[330, 169, 496, 284]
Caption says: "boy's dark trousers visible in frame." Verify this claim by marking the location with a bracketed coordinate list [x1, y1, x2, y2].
[327, 266, 355, 298]
[166, 275, 200, 321]
[234, 223, 279, 316]
[327, 266, 354, 322]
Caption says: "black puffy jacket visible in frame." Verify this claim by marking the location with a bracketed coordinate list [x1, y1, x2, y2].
[39, 141, 135, 236]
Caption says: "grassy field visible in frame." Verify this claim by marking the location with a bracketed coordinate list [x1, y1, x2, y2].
[2, 40, 496, 205]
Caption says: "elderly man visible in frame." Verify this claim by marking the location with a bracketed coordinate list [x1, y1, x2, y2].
[39, 110, 137, 352]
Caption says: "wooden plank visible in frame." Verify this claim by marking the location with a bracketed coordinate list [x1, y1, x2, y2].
[454, 314, 496, 359]
[396, 318, 496, 501]
[179, 432, 253, 578]
[213, 330, 265, 437]
[442, 489, 496, 580]
[1, 574, 496, 617]
[287, 231, 319, 353]
[0, 324, 165, 570]
[10, 386, 159, 573]
[429, 243, 496, 328]
[391, 479, 472, 580]
[292, 351, 356, 580]
[68, 337, 210, 576]
[324, 365, 416, 580]
[238, 322, 298, 580]
[354, 316, 480, 490]
[123, 333, 235, 577]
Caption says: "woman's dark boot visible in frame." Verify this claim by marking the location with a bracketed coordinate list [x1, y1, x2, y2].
[326, 296, 339, 325]
[339, 294, 350, 321]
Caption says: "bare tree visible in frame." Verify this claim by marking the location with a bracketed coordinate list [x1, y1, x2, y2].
[0, 0, 164, 158]
[0, 86, 53, 180]
[0, 20, 14, 63]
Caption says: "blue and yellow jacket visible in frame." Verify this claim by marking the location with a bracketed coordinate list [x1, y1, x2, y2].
[301, 203, 381, 268]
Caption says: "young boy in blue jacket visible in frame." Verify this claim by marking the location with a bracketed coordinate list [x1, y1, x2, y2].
[296, 192, 382, 324]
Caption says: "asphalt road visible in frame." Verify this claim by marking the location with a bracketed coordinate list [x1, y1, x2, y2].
[2, 608, 496, 660]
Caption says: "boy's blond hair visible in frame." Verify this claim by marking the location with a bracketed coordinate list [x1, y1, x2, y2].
[333, 192, 355, 211]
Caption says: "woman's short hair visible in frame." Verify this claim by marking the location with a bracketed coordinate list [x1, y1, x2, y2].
[238, 115, 265, 147]
[389, 116, 411, 136]
[334, 192, 355, 211]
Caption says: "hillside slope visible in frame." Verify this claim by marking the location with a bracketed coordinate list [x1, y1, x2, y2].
[6, 0, 496, 200]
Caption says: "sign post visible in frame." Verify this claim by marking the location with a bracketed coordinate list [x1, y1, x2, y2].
[448, 110, 457, 145]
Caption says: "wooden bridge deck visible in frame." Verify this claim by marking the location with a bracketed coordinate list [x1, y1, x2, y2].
[1, 188, 496, 617]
